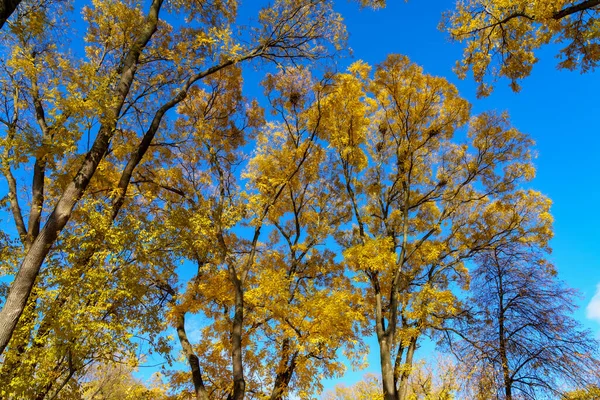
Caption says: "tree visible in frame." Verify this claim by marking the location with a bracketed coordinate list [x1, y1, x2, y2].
[323, 373, 384, 400]
[324, 54, 542, 400]
[446, 240, 600, 399]
[564, 385, 600, 400]
[244, 68, 367, 399]
[0, 0, 347, 359]
[404, 356, 457, 400]
[160, 67, 367, 400]
[445, 0, 600, 95]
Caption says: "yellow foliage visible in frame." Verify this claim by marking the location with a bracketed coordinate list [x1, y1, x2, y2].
[344, 237, 397, 272]
[445, 0, 600, 94]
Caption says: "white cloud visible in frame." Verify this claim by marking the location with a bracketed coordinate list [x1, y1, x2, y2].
[586, 283, 600, 323]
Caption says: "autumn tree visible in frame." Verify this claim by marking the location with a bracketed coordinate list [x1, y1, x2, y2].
[0, 0, 348, 363]
[564, 385, 600, 400]
[158, 67, 367, 400]
[321, 54, 547, 400]
[243, 68, 367, 399]
[152, 64, 264, 400]
[323, 373, 384, 400]
[403, 356, 458, 400]
[445, 0, 600, 95]
[445, 241, 600, 400]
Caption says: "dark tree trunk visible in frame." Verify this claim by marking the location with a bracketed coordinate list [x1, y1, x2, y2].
[230, 273, 246, 400]
[0, 0, 20, 29]
[497, 265, 513, 400]
[269, 339, 298, 400]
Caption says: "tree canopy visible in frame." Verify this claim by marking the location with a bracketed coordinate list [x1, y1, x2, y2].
[0, 0, 598, 399]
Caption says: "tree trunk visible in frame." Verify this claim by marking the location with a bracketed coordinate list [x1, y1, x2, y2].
[230, 273, 245, 400]
[0, 0, 164, 356]
[269, 339, 298, 400]
[175, 312, 209, 400]
[497, 265, 512, 400]
[397, 337, 417, 400]
[379, 336, 398, 400]
[0, 0, 20, 29]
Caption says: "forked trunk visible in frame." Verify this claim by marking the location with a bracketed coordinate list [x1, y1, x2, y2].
[397, 338, 417, 400]
[269, 339, 298, 400]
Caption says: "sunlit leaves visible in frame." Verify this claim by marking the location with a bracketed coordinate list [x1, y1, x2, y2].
[445, 0, 600, 95]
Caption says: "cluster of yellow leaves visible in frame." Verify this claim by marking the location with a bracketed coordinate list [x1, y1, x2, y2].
[445, 0, 600, 94]
[404, 284, 461, 332]
[318, 62, 375, 170]
[344, 237, 397, 272]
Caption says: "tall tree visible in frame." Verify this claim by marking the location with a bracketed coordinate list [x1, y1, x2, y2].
[161, 67, 367, 400]
[324, 55, 544, 400]
[444, 0, 600, 95]
[80, 362, 168, 400]
[246, 68, 367, 399]
[446, 241, 600, 400]
[323, 357, 458, 400]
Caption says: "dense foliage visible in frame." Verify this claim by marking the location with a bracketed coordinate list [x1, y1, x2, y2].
[0, 0, 598, 399]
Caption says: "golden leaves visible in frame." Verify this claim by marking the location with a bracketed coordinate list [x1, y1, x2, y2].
[445, 0, 600, 94]
[344, 237, 397, 272]
[318, 63, 374, 170]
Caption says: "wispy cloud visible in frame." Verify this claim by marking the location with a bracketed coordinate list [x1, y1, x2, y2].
[586, 283, 600, 323]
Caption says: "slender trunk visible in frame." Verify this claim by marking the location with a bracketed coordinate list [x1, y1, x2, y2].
[0, 0, 163, 356]
[371, 272, 398, 400]
[397, 337, 417, 400]
[1, 125, 27, 245]
[497, 265, 512, 400]
[499, 311, 512, 400]
[269, 339, 298, 400]
[28, 74, 51, 249]
[0, 0, 20, 29]
[175, 312, 209, 400]
[230, 273, 245, 400]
